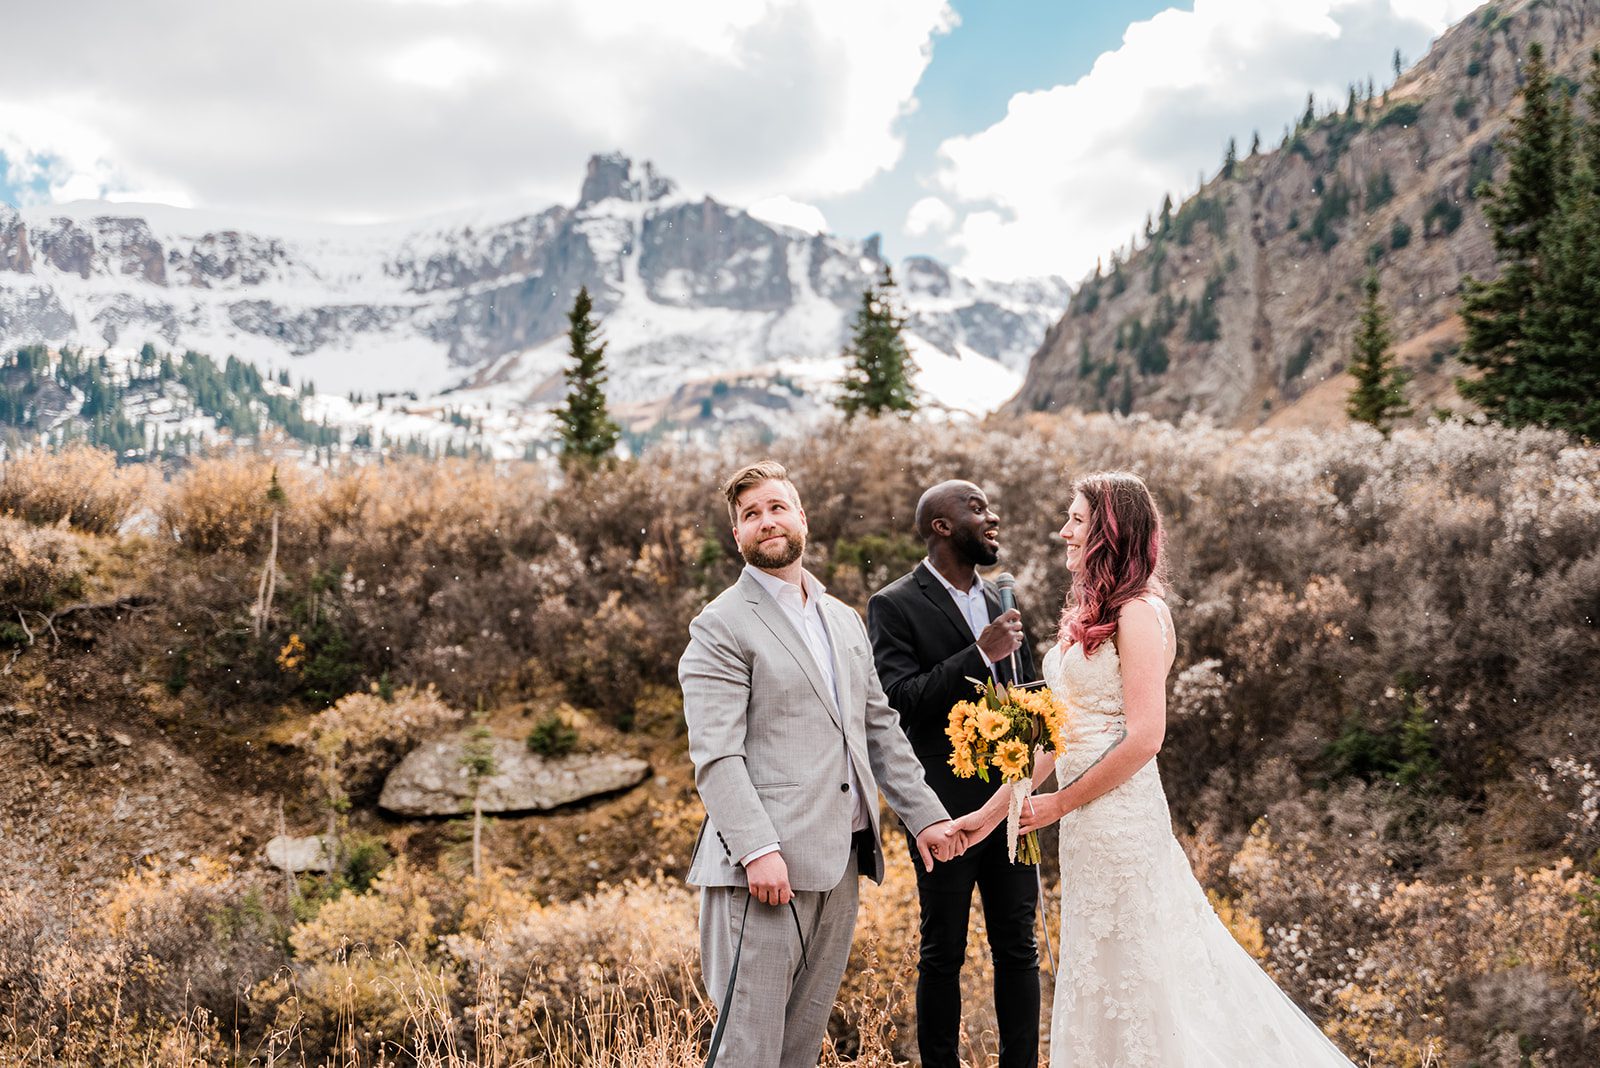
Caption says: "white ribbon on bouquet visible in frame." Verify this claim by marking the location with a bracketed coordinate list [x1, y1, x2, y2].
[1006, 777, 1034, 862]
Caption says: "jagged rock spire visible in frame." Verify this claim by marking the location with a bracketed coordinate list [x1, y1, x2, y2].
[578, 152, 676, 208]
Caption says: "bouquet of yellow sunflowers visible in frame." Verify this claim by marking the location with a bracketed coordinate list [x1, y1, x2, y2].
[946, 677, 1070, 864]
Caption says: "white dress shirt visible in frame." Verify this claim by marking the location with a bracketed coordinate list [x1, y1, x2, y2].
[740, 564, 871, 866]
[924, 558, 999, 673]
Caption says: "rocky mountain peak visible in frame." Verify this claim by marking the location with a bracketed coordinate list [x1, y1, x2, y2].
[0, 148, 1068, 440]
[578, 152, 676, 208]
[901, 255, 952, 297]
[0, 204, 28, 274]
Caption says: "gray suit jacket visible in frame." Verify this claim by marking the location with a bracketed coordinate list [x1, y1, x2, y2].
[680, 569, 949, 891]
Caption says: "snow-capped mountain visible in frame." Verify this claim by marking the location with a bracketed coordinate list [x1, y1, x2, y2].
[0, 153, 1067, 442]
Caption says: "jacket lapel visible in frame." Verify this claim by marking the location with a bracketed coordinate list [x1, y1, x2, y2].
[741, 572, 845, 732]
[915, 561, 980, 647]
[821, 597, 853, 717]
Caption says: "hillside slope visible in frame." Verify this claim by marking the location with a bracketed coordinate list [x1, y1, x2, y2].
[1011, 0, 1600, 428]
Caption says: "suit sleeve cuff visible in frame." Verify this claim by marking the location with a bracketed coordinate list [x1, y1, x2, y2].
[740, 843, 781, 867]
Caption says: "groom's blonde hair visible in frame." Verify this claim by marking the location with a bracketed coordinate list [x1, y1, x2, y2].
[721, 459, 799, 525]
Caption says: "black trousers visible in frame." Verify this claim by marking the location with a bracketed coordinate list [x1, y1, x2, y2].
[904, 825, 1040, 1068]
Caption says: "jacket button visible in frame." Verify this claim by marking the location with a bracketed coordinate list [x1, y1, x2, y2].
[840, 783, 849, 793]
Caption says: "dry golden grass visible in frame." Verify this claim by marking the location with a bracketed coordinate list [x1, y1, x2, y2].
[3, 414, 1598, 1065]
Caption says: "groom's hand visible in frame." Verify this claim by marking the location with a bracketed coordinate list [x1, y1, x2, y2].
[745, 852, 793, 907]
[916, 820, 967, 870]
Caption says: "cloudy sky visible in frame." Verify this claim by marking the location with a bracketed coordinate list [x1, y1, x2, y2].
[1, 0, 1482, 282]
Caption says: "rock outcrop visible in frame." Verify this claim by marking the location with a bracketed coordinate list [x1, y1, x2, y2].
[378, 736, 650, 817]
[264, 834, 335, 873]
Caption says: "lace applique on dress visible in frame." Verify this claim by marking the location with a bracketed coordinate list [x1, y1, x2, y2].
[1043, 607, 1356, 1068]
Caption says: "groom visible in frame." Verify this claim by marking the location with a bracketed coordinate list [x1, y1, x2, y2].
[867, 479, 1042, 1068]
[680, 459, 967, 1068]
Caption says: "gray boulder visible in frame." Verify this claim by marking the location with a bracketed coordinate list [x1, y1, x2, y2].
[378, 736, 650, 817]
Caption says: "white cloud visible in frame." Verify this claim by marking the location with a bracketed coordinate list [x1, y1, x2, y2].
[931, 0, 1482, 281]
[0, 0, 953, 221]
[904, 194, 955, 236]
[747, 194, 829, 233]
[384, 37, 500, 92]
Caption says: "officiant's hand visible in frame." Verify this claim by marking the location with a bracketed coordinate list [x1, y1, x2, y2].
[1018, 791, 1066, 834]
[745, 852, 793, 907]
[977, 609, 1025, 663]
[916, 820, 967, 869]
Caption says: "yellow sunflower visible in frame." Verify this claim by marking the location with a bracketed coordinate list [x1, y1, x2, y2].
[949, 700, 977, 732]
[949, 746, 977, 779]
[1012, 688, 1069, 753]
[991, 737, 1030, 780]
[974, 705, 1010, 742]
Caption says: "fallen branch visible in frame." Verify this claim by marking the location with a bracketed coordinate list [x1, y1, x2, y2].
[48, 595, 155, 625]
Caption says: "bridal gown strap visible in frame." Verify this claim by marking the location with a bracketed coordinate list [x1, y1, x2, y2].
[1044, 626, 1355, 1068]
[1139, 594, 1171, 650]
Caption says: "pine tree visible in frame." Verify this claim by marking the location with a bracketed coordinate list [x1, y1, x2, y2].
[1347, 269, 1411, 433]
[1512, 50, 1600, 439]
[1222, 137, 1238, 179]
[836, 266, 918, 419]
[1250, 130, 1261, 156]
[1459, 43, 1573, 422]
[554, 286, 622, 466]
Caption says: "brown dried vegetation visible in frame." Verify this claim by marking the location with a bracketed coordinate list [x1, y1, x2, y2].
[0, 412, 1596, 1065]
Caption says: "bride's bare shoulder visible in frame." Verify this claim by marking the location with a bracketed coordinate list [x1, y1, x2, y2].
[1114, 596, 1174, 653]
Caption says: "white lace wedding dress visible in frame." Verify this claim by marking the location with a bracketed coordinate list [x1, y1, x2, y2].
[1043, 596, 1356, 1067]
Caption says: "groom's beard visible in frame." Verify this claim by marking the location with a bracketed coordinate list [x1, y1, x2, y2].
[740, 529, 805, 569]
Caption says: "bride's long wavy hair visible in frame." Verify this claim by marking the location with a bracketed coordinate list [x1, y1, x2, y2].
[1057, 471, 1167, 658]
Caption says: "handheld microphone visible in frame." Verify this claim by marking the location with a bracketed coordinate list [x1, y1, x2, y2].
[995, 572, 1020, 684]
[995, 572, 1017, 613]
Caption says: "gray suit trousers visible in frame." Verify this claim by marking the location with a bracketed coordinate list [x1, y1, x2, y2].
[699, 852, 860, 1068]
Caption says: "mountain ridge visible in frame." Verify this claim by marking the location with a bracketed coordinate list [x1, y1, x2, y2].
[1010, 0, 1600, 429]
[0, 153, 1068, 443]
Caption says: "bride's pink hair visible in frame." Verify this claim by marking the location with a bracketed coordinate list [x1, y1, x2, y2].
[1058, 471, 1167, 657]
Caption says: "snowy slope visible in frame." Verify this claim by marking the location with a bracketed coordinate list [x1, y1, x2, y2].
[0, 154, 1067, 445]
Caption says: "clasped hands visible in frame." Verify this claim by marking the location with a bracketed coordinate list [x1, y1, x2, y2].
[743, 819, 976, 908]
[937, 789, 1069, 845]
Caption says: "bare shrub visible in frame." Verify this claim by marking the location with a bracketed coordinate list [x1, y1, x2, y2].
[13, 859, 282, 1049]
[440, 873, 702, 1054]
[0, 517, 84, 615]
[255, 859, 448, 1052]
[161, 453, 309, 554]
[0, 446, 149, 534]
[294, 684, 464, 807]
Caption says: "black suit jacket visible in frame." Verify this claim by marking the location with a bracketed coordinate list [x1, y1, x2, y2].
[867, 561, 1041, 817]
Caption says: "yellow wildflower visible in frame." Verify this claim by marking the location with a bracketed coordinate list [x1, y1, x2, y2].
[975, 705, 1010, 742]
[1013, 687, 1069, 753]
[992, 738, 1030, 780]
[949, 700, 976, 732]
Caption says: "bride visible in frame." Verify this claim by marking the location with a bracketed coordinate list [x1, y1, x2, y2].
[956, 472, 1356, 1067]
